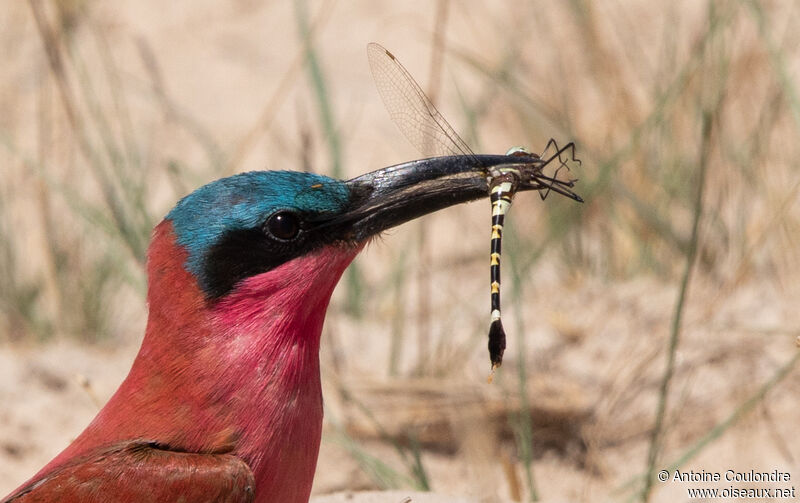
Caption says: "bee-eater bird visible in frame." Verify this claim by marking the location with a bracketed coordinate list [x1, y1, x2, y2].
[3, 154, 579, 503]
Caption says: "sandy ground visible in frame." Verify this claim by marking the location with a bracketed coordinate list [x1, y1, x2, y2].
[310, 491, 490, 503]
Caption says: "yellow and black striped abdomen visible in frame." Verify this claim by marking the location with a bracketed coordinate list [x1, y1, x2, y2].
[488, 173, 517, 371]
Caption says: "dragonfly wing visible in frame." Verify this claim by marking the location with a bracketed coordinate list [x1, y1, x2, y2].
[367, 43, 476, 159]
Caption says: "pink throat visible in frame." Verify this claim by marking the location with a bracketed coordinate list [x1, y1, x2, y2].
[208, 243, 362, 501]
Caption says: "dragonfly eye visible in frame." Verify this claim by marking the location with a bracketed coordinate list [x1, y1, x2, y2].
[505, 146, 533, 157]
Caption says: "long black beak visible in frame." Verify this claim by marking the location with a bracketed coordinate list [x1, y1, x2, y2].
[340, 154, 582, 241]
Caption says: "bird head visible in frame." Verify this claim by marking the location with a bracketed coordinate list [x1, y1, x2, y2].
[165, 170, 354, 300]
[154, 157, 529, 304]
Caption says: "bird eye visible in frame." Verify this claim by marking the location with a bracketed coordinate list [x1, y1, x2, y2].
[265, 211, 301, 240]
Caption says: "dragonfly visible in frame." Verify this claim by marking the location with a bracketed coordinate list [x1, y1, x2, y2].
[367, 42, 582, 373]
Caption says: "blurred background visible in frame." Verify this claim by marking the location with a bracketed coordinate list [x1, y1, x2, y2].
[1, 1, 799, 501]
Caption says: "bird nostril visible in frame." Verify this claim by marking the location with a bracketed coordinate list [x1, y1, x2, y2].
[265, 211, 301, 240]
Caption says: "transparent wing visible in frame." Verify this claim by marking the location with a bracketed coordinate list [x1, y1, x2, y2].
[367, 42, 476, 159]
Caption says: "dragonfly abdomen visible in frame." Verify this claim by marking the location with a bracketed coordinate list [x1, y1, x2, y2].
[488, 172, 518, 371]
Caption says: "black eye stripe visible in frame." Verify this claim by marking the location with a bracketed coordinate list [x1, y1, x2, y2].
[202, 211, 340, 300]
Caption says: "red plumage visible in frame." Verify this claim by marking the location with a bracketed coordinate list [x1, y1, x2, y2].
[5, 220, 361, 503]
